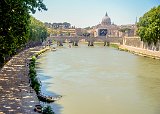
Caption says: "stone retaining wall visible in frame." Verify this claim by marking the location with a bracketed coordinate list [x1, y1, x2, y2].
[123, 37, 160, 51]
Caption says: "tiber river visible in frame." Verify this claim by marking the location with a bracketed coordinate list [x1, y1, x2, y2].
[36, 44, 160, 114]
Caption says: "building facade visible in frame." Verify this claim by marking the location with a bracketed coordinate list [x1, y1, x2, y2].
[90, 12, 137, 38]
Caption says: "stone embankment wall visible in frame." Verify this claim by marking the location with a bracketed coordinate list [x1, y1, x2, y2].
[123, 37, 160, 51]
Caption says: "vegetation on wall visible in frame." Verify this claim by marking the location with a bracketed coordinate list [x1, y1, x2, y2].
[137, 5, 160, 45]
[29, 56, 41, 94]
[42, 105, 55, 114]
[29, 48, 50, 94]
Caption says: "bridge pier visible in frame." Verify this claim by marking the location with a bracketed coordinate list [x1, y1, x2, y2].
[57, 41, 63, 46]
[69, 39, 73, 43]
[88, 41, 90, 46]
[90, 41, 94, 46]
[104, 41, 106, 46]
[72, 41, 79, 46]
[88, 41, 94, 46]
[75, 41, 78, 46]
[107, 42, 110, 46]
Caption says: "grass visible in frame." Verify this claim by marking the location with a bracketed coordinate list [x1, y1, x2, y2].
[109, 43, 120, 49]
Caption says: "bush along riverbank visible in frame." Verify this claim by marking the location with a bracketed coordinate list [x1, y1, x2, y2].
[29, 56, 41, 94]
[29, 47, 60, 114]
[29, 47, 50, 94]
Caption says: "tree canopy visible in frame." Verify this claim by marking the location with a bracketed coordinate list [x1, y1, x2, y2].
[29, 16, 48, 42]
[137, 5, 160, 45]
[0, 0, 47, 65]
[119, 28, 131, 33]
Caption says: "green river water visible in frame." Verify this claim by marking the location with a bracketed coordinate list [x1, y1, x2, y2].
[36, 44, 160, 114]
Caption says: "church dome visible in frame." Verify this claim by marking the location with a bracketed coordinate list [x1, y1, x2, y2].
[101, 12, 111, 26]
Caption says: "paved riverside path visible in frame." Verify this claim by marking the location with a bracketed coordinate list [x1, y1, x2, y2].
[0, 47, 44, 114]
[119, 45, 160, 59]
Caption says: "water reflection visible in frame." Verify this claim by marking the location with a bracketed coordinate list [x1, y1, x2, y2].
[36, 44, 160, 114]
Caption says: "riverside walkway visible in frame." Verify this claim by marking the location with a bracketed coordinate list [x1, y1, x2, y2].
[119, 45, 160, 59]
[0, 47, 44, 114]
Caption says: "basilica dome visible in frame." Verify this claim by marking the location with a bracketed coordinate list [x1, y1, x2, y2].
[101, 12, 111, 26]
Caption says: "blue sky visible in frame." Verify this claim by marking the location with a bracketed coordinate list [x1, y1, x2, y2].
[32, 0, 159, 28]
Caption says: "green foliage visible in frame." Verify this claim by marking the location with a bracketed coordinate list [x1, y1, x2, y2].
[0, 0, 29, 63]
[110, 44, 119, 49]
[29, 16, 48, 42]
[84, 26, 93, 30]
[119, 28, 131, 33]
[29, 68, 36, 78]
[29, 56, 41, 94]
[137, 5, 160, 45]
[42, 106, 54, 114]
[28, 48, 49, 94]
[0, 0, 47, 65]
[31, 77, 41, 94]
[32, 56, 36, 61]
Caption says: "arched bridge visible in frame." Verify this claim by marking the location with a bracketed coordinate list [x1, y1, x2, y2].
[48, 36, 123, 46]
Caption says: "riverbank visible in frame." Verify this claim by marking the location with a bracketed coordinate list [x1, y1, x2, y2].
[0, 46, 49, 114]
[119, 45, 160, 59]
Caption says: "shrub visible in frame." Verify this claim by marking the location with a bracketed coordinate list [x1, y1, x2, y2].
[42, 106, 54, 114]
[29, 56, 41, 94]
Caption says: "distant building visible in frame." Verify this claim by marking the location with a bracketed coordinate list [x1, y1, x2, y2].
[89, 12, 137, 37]
[61, 28, 76, 36]
[44, 22, 71, 29]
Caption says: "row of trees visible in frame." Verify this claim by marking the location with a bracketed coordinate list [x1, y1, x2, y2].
[0, 0, 48, 65]
[29, 16, 48, 43]
[137, 5, 160, 45]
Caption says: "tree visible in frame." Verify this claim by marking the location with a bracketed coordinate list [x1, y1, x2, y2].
[29, 16, 48, 42]
[137, 5, 160, 45]
[0, 0, 47, 65]
[84, 26, 92, 30]
[119, 28, 131, 33]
